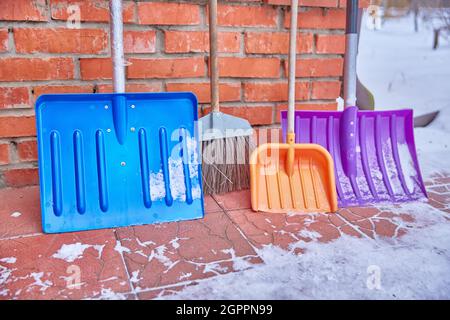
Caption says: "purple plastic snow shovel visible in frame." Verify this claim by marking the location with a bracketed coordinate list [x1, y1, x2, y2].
[281, 0, 427, 207]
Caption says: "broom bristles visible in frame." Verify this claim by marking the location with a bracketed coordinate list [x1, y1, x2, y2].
[202, 135, 255, 195]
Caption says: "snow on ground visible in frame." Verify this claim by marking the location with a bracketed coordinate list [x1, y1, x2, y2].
[161, 13, 450, 300]
[10, 211, 21, 218]
[162, 202, 450, 300]
[52, 242, 105, 263]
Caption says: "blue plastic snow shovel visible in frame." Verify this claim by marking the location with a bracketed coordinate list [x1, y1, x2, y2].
[35, 0, 204, 233]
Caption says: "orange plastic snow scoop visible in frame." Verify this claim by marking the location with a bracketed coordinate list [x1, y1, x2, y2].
[249, 0, 338, 214]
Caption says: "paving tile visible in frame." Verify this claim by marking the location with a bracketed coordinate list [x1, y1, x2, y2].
[115, 210, 261, 292]
[424, 180, 435, 187]
[429, 185, 449, 194]
[372, 219, 398, 238]
[428, 192, 450, 205]
[213, 190, 251, 211]
[357, 227, 375, 238]
[204, 195, 222, 213]
[305, 221, 341, 242]
[339, 225, 364, 238]
[348, 206, 381, 219]
[0, 186, 42, 239]
[225, 209, 342, 250]
[350, 218, 374, 230]
[137, 282, 197, 300]
[428, 199, 447, 210]
[0, 229, 131, 300]
[434, 176, 450, 185]
[338, 208, 364, 222]
[328, 212, 347, 227]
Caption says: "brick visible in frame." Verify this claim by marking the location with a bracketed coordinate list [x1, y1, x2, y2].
[128, 58, 205, 79]
[80, 58, 112, 80]
[0, 29, 8, 52]
[285, 8, 346, 29]
[266, 0, 339, 6]
[218, 57, 280, 78]
[0, 87, 30, 109]
[165, 31, 240, 53]
[285, 57, 343, 77]
[275, 102, 337, 122]
[17, 140, 38, 162]
[203, 106, 273, 125]
[217, 4, 277, 27]
[245, 32, 313, 54]
[14, 28, 108, 54]
[315, 34, 345, 54]
[138, 2, 200, 25]
[0, 0, 48, 21]
[51, 0, 135, 23]
[0, 58, 74, 81]
[339, 0, 371, 8]
[0, 144, 10, 165]
[33, 85, 93, 100]
[124, 30, 156, 54]
[243, 82, 310, 102]
[166, 82, 240, 103]
[2, 168, 39, 187]
[96, 83, 163, 93]
[0, 116, 36, 138]
[311, 81, 341, 99]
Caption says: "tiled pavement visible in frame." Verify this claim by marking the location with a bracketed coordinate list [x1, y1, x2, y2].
[0, 173, 449, 300]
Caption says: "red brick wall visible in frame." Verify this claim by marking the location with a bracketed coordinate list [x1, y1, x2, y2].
[0, 0, 367, 188]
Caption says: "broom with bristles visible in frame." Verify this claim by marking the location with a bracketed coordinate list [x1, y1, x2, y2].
[200, 0, 254, 195]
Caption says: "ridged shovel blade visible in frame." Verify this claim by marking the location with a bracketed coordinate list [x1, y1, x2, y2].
[36, 92, 204, 233]
[281, 109, 427, 207]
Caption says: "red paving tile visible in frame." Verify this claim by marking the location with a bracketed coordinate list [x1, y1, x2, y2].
[0, 171, 449, 299]
[213, 190, 251, 211]
[340, 224, 364, 238]
[225, 209, 342, 250]
[428, 192, 450, 205]
[115, 210, 261, 292]
[0, 229, 131, 300]
[0, 186, 42, 239]
[137, 282, 198, 300]
[348, 206, 381, 219]
[204, 195, 223, 213]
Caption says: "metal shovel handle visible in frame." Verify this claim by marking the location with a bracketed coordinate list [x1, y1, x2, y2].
[110, 0, 125, 93]
[343, 0, 358, 108]
[109, 0, 128, 145]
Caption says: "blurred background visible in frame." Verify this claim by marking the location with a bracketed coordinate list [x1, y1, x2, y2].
[357, 0, 450, 176]
[358, 0, 450, 115]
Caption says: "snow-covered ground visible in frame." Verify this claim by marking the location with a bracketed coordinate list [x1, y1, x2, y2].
[161, 13, 450, 300]
[162, 203, 450, 300]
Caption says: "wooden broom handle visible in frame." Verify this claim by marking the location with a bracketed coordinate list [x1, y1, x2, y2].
[209, 0, 220, 113]
[287, 0, 298, 135]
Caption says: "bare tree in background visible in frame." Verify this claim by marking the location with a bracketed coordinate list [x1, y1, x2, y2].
[412, 0, 420, 32]
[403, 0, 450, 48]
[433, 3, 450, 49]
